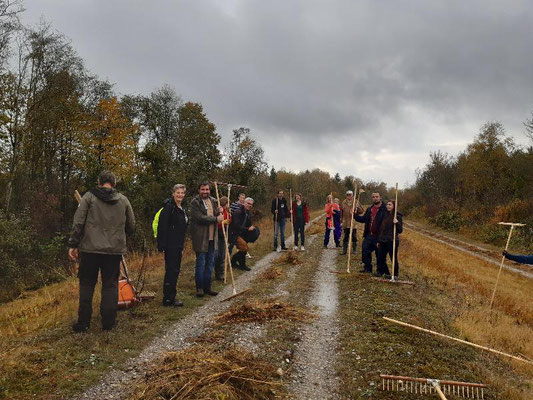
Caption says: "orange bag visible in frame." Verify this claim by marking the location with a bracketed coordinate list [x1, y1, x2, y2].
[118, 279, 137, 308]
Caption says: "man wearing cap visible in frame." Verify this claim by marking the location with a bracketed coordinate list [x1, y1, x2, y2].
[341, 190, 362, 255]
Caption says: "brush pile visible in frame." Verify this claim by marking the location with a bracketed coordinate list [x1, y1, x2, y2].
[215, 299, 314, 325]
[129, 345, 284, 400]
[274, 251, 302, 266]
[260, 266, 283, 280]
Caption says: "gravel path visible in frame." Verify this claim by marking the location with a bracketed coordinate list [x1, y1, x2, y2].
[74, 216, 323, 400]
[404, 221, 533, 279]
[288, 246, 340, 400]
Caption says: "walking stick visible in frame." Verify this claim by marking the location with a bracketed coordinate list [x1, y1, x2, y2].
[346, 183, 358, 273]
[391, 182, 399, 281]
[489, 222, 525, 309]
[289, 188, 295, 247]
[274, 197, 279, 251]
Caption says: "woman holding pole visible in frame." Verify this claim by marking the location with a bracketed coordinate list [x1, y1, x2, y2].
[377, 200, 403, 278]
[292, 193, 310, 251]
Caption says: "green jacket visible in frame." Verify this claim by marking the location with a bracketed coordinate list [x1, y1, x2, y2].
[190, 195, 219, 253]
[68, 188, 135, 255]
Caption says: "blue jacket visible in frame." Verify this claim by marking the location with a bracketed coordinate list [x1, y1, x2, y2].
[504, 252, 533, 265]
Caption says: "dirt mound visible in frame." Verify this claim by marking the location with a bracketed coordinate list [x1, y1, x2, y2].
[274, 250, 303, 265]
[260, 266, 283, 280]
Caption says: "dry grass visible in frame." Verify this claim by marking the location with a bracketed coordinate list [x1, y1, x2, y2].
[273, 250, 302, 266]
[260, 266, 283, 280]
[305, 220, 324, 236]
[401, 229, 533, 373]
[215, 298, 314, 325]
[129, 345, 285, 400]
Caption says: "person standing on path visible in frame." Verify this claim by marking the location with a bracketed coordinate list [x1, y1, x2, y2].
[214, 196, 230, 281]
[68, 171, 135, 333]
[377, 200, 403, 277]
[190, 181, 224, 297]
[271, 189, 289, 251]
[333, 198, 342, 248]
[229, 197, 259, 271]
[157, 184, 189, 307]
[354, 192, 387, 273]
[291, 193, 310, 251]
[324, 195, 340, 248]
[341, 190, 363, 255]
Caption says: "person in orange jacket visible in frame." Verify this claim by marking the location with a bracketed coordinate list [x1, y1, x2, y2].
[324, 195, 340, 248]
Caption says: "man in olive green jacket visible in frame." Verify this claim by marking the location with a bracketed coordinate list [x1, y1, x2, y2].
[190, 181, 224, 297]
[68, 171, 135, 332]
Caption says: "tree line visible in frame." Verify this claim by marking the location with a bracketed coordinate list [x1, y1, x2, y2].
[0, 2, 389, 301]
[402, 121, 533, 251]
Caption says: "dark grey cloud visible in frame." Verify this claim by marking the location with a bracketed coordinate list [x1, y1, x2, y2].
[21, 0, 533, 185]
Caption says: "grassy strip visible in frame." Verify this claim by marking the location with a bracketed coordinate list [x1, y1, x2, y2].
[0, 211, 321, 400]
[336, 228, 533, 399]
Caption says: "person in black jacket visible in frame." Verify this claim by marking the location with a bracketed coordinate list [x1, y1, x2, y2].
[377, 200, 403, 277]
[354, 192, 387, 274]
[230, 197, 260, 271]
[271, 190, 289, 251]
[157, 184, 188, 307]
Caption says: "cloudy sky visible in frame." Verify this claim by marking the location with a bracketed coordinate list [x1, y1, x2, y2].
[22, 0, 533, 186]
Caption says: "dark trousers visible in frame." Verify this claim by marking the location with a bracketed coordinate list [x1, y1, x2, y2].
[294, 220, 305, 246]
[214, 234, 226, 278]
[78, 252, 121, 327]
[324, 221, 340, 247]
[195, 240, 215, 292]
[343, 228, 357, 252]
[361, 236, 379, 272]
[377, 240, 399, 276]
[163, 247, 183, 304]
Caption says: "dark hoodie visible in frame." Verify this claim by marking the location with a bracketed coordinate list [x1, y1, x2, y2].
[157, 198, 188, 251]
[69, 187, 135, 255]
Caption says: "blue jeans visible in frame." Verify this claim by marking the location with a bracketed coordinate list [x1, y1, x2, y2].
[294, 220, 305, 246]
[274, 218, 286, 248]
[195, 240, 215, 292]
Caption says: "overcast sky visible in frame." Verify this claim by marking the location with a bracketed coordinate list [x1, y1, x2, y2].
[21, 0, 533, 186]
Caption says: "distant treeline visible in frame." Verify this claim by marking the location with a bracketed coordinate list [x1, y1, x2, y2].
[402, 121, 533, 251]
[0, 3, 391, 301]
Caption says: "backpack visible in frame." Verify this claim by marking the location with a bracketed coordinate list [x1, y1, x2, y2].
[152, 207, 164, 238]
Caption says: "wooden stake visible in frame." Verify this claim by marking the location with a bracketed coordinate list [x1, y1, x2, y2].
[383, 316, 533, 364]
[489, 222, 525, 309]
[223, 184, 232, 284]
[391, 183, 399, 281]
[346, 182, 358, 273]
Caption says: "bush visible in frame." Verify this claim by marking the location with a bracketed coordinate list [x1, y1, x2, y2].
[430, 211, 464, 232]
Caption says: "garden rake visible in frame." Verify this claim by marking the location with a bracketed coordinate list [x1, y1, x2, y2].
[380, 374, 487, 400]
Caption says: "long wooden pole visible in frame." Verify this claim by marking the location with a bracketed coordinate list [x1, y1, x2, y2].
[383, 317, 533, 364]
[274, 197, 279, 250]
[215, 182, 237, 295]
[489, 222, 524, 309]
[289, 188, 294, 247]
[391, 183, 399, 281]
[346, 183, 357, 273]
[223, 184, 232, 284]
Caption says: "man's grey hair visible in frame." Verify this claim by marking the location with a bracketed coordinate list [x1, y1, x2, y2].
[172, 184, 186, 193]
[98, 170, 116, 187]
[245, 197, 254, 203]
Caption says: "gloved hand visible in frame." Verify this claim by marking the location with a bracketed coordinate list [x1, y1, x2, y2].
[502, 250, 508, 257]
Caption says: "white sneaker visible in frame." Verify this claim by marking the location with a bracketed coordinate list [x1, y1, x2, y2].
[300, 246, 305, 251]
[246, 252, 252, 258]
[276, 246, 281, 252]
[294, 246, 298, 251]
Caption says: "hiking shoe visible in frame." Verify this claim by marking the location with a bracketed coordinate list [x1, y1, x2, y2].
[358, 269, 372, 274]
[240, 265, 251, 271]
[196, 290, 205, 298]
[72, 322, 89, 333]
[163, 300, 184, 307]
[205, 290, 218, 296]
[102, 321, 117, 331]
[281, 246, 288, 251]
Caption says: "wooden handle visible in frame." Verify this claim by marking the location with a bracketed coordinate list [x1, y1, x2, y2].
[383, 317, 533, 364]
[391, 182, 398, 280]
[74, 190, 82, 204]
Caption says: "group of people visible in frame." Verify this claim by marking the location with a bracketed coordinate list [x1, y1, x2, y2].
[68, 172, 260, 332]
[324, 190, 402, 279]
[67, 171, 531, 333]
